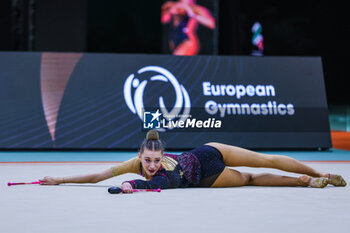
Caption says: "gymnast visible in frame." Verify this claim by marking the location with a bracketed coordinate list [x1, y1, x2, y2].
[40, 130, 347, 193]
[161, 0, 215, 55]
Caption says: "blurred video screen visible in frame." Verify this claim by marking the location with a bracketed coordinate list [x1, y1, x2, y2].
[161, 0, 219, 55]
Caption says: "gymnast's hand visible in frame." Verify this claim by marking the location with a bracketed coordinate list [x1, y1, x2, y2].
[40, 176, 61, 185]
[179, 2, 196, 18]
[121, 182, 133, 193]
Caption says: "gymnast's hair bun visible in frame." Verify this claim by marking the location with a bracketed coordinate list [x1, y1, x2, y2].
[146, 130, 159, 140]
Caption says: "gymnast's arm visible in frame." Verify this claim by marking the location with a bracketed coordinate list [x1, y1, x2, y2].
[40, 158, 140, 185]
[161, 1, 175, 24]
[188, 6, 215, 29]
[122, 174, 171, 193]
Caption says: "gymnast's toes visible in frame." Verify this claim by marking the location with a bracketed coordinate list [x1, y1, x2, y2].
[330, 175, 347, 187]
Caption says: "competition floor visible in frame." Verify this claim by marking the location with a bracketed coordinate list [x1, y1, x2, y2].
[1, 149, 350, 233]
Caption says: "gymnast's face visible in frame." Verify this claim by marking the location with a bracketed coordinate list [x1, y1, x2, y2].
[138, 149, 163, 177]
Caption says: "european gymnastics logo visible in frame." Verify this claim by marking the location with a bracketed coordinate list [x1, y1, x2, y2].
[123, 66, 191, 130]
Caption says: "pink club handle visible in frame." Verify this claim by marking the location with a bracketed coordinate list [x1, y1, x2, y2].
[133, 188, 161, 193]
[8, 181, 42, 186]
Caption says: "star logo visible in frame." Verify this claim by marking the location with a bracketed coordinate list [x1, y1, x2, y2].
[150, 109, 162, 122]
[143, 110, 163, 129]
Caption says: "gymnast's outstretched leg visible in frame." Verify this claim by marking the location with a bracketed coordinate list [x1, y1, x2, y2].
[206, 142, 346, 187]
[173, 40, 199, 55]
[211, 167, 328, 188]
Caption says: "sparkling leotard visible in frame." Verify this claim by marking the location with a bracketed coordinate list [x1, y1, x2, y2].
[111, 145, 225, 189]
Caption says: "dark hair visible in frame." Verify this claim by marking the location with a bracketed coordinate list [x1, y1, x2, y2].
[139, 130, 165, 154]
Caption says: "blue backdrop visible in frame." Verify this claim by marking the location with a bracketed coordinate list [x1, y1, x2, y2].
[0, 52, 331, 149]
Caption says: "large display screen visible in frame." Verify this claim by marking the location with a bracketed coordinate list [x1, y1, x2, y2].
[0, 52, 331, 150]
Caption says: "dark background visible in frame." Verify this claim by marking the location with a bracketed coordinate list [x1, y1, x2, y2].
[0, 0, 348, 104]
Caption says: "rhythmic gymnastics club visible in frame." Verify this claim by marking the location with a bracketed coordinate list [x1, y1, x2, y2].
[8, 181, 42, 186]
[108, 186, 161, 194]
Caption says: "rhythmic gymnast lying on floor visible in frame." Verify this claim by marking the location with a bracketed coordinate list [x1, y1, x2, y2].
[40, 130, 347, 193]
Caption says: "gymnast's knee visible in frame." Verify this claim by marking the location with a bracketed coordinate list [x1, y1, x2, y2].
[242, 172, 253, 185]
[204, 142, 219, 146]
[264, 154, 280, 168]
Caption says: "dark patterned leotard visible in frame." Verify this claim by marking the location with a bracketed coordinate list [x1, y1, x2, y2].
[111, 145, 225, 189]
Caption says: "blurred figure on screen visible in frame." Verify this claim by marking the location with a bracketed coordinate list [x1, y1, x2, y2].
[161, 0, 215, 56]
